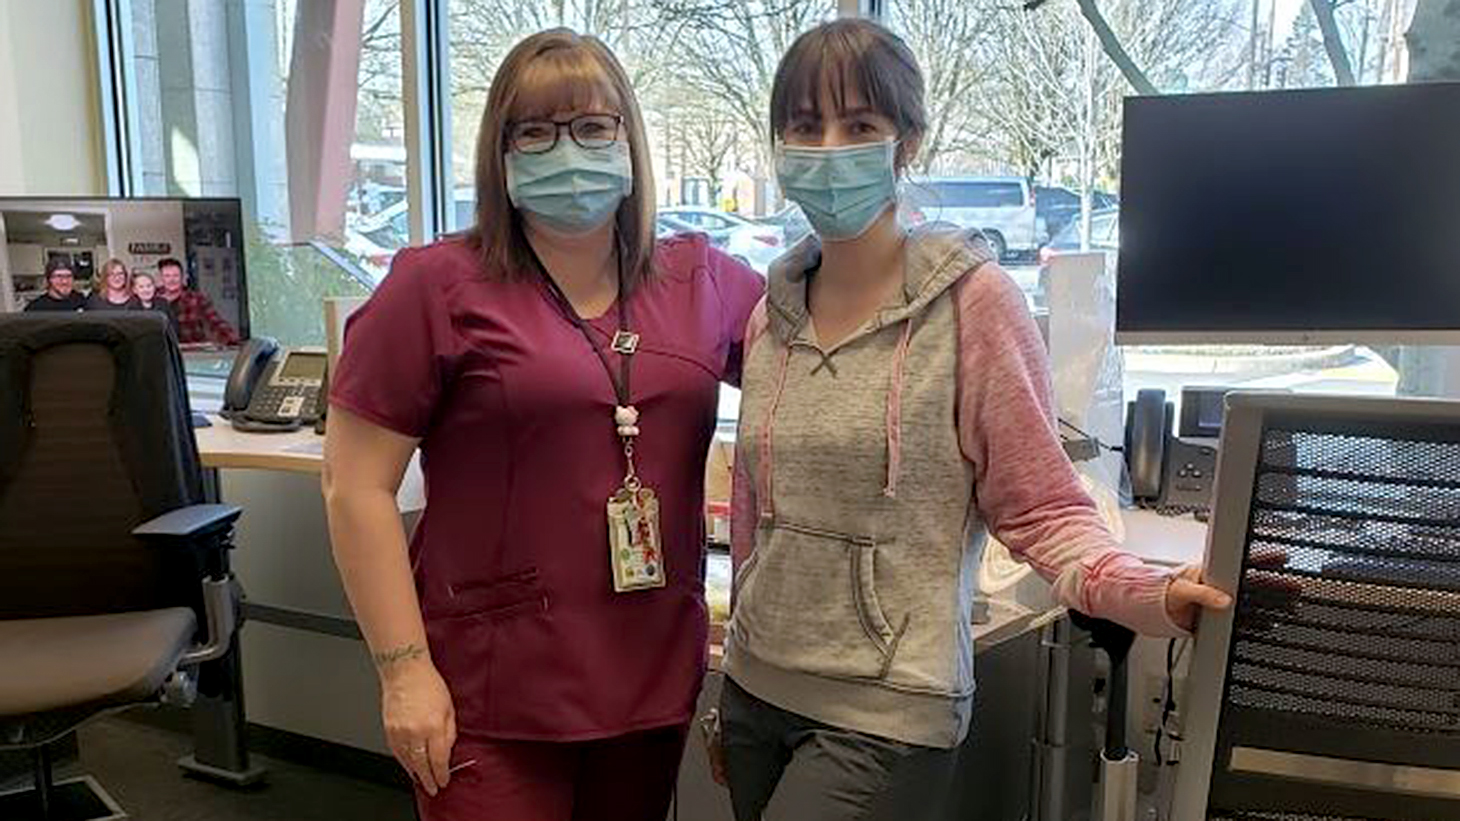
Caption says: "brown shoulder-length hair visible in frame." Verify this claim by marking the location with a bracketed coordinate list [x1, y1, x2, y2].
[468, 28, 656, 292]
[94, 257, 132, 295]
[769, 19, 928, 174]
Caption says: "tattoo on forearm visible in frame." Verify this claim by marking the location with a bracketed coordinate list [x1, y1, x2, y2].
[373, 643, 427, 669]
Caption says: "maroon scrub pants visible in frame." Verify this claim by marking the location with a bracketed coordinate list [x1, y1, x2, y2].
[414, 724, 689, 821]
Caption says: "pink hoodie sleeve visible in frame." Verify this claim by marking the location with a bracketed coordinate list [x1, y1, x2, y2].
[729, 298, 770, 607]
[954, 266, 1187, 637]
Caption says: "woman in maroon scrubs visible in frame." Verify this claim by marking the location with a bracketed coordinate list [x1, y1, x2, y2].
[323, 29, 763, 820]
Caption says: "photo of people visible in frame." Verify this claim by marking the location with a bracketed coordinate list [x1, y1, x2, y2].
[130, 270, 180, 337]
[0, 198, 248, 348]
[21, 258, 87, 313]
[86, 258, 142, 311]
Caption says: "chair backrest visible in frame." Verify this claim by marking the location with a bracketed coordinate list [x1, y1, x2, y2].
[0, 314, 205, 619]
[1175, 392, 1460, 821]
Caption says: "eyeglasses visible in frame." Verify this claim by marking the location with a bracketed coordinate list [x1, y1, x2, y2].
[507, 113, 624, 154]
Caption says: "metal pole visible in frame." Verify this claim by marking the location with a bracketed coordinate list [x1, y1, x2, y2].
[33, 744, 53, 820]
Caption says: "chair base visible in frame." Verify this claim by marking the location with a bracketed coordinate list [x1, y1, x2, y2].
[0, 775, 126, 821]
[178, 754, 266, 786]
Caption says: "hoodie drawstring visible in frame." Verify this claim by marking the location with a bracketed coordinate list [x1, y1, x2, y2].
[883, 319, 914, 498]
[757, 343, 794, 523]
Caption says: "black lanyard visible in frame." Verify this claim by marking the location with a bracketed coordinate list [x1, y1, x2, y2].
[530, 245, 633, 408]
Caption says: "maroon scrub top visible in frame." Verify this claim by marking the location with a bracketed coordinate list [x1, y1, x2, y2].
[331, 234, 764, 741]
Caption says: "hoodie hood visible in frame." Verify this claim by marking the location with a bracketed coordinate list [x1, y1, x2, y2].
[763, 223, 998, 346]
[747, 222, 1000, 520]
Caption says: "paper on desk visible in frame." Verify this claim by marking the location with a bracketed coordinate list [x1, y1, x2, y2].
[282, 440, 325, 456]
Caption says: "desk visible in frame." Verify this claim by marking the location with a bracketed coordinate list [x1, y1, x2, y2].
[189, 415, 425, 763]
[1121, 507, 1209, 568]
[195, 415, 425, 512]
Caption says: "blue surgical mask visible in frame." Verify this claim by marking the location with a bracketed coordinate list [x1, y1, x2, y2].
[775, 141, 897, 241]
[506, 140, 633, 234]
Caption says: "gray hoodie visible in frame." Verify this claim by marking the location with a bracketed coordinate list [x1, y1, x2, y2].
[724, 225, 1182, 748]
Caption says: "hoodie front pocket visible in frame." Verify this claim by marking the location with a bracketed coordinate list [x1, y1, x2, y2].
[734, 521, 907, 681]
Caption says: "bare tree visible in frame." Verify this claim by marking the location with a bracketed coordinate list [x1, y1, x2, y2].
[1406, 0, 1460, 81]
[652, 0, 835, 177]
[667, 93, 741, 204]
[445, 0, 687, 181]
[980, 1, 1087, 180]
[886, 0, 994, 173]
[1024, 0, 1158, 93]
[1310, 0, 1358, 84]
[357, 0, 405, 143]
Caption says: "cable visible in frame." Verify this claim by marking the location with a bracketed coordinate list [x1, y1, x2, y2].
[1154, 638, 1172, 767]
[1154, 638, 1190, 767]
[1059, 417, 1123, 454]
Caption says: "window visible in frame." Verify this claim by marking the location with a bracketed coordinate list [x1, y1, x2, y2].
[123, 0, 406, 353]
[886, 0, 1437, 402]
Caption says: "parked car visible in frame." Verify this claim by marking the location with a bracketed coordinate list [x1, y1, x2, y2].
[354, 187, 479, 249]
[1038, 207, 1120, 267]
[655, 213, 699, 237]
[658, 206, 783, 272]
[901, 177, 1040, 262]
[757, 205, 813, 247]
[1035, 185, 1118, 241]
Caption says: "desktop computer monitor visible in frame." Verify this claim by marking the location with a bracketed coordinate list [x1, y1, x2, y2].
[1117, 82, 1460, 345]
[0, 197, 249, 350]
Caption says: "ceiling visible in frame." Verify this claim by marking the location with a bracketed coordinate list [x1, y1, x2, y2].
[1, 209, 109, 246]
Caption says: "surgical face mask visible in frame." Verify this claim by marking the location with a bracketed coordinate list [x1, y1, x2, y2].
[506, 140, 633, 234]
[775, 141, 897, 241]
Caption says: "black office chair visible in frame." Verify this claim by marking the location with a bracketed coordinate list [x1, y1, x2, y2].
[0, 314, 242, 820]
[1174, 392, 1460, 821]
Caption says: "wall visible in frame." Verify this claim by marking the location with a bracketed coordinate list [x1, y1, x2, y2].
[0, 0, 107, 196]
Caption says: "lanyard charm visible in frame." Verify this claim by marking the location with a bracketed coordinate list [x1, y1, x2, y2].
[615, 404, 640, 438]
[610, 331, 640, 355]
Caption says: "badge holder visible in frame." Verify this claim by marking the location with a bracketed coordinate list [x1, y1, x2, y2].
[607, 404, 665, 592]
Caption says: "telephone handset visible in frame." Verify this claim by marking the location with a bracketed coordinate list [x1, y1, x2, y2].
[224, 337, 278, 416]
[222, 337, 328, 433]
[1124, 388, 1219, 515]
[1124, 389, 1170, 501]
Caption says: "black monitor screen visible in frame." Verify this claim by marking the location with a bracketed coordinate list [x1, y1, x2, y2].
[1, 197, 248, 349]
[1117, 83, 1460, 342]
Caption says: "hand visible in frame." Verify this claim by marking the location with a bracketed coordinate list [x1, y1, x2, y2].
[1164, 565, 1233, 632]
[709, 735, 729, 787]
[1164, 549, 1296, 632]
[700, 709, 728, 788]
[381, 657, 457, 796]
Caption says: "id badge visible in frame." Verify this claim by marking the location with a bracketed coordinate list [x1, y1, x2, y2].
[607, 486, 667, 592]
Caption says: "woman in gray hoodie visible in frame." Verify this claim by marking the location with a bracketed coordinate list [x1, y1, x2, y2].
[718, 19, 1234, 821]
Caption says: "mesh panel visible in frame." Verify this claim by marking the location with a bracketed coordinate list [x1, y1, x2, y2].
[1229, 428, 1460, 738]
[1208, 806, 1401, 812]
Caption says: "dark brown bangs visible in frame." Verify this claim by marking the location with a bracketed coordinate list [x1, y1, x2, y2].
[769, 19, 927, 144]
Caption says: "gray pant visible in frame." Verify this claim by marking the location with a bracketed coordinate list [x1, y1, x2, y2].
[719, 677, 959, 821]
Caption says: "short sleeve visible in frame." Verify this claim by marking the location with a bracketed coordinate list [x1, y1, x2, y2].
[710, 249, 766, 387]
[329, 248, 460, 438]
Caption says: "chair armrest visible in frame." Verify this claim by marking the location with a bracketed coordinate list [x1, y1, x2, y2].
[132, 503, 242, 543]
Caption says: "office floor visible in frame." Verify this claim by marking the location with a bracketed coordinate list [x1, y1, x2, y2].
[37, 717, 416, 821]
